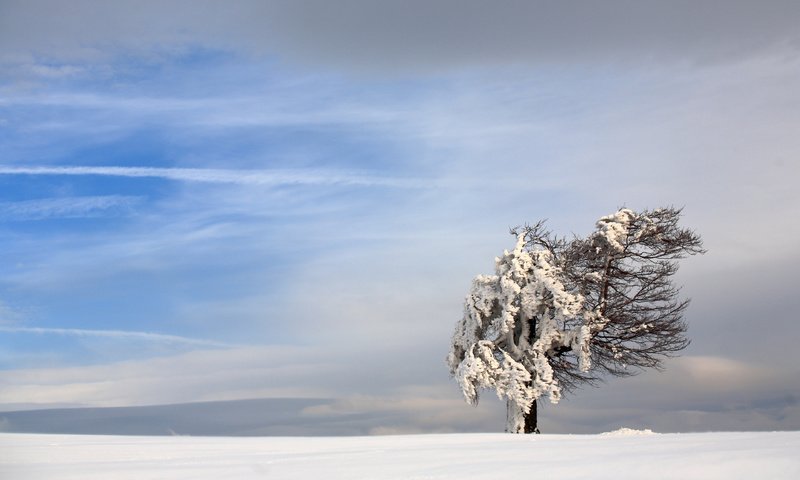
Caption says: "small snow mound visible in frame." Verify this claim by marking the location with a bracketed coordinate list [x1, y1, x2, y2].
[601, 427, 656, 436]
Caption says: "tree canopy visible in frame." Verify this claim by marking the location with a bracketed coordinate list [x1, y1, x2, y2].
[447, 207, 704, 433]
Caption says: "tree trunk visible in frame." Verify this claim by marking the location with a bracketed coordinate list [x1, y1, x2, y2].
[523, 400, 539, 434]
[506, 399, 540, 434]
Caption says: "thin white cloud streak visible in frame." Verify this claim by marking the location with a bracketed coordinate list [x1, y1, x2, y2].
[0, 93, 406, 131]
[0, 326, 235, 348]
[0, 195, 142, 220]
[0, 165, 434, 189]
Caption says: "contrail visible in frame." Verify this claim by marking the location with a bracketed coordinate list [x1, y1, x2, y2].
[0, 165, 432, 189]
[0, 326, 236, 348]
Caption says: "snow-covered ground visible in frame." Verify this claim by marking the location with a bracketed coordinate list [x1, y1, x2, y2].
[2, 430, 799, 479]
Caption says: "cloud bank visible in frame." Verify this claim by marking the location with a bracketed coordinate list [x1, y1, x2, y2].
[2, 1, 799, 72]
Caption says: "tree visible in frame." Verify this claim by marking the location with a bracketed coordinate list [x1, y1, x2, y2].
[447, 207, 704, 433]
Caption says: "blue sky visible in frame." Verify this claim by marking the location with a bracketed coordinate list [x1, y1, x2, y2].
[1, 1, 800, 434]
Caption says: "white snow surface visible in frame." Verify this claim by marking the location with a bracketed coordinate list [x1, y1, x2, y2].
[2, 431, 799, 479]
[601, 427, 657, 436]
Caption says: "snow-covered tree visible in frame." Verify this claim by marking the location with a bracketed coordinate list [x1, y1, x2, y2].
[447, 207, 704, 433]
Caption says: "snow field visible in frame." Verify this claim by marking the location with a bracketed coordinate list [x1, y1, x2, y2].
[2, 431, 799, 479]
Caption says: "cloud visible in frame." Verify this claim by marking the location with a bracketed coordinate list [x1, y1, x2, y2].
[0, 341, 502, 434]
[2, 1, 799, 72]
[3, 350, 796, 434]
[0, 326, 235, 348]
[244, 0, 800, 71]
[540, 355, 800, 433]
[0, 346, 315, 407]
[0, 195, 142, 220]
[0, 302, 27, 326]
[299, 388, 504, 434]
[0, 344, 431, 409]
[0, 92, 404, 129]
[0, 165, 433, 189]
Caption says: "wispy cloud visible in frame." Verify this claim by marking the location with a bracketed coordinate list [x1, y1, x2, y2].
[0, 165, 434, 189]
[0, 302, 26, 326]
[0, 326, 235, 348]
[0, 92, 407, 132]
[0, 195, 142, 220]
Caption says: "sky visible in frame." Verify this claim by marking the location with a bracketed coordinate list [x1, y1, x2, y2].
[1, 0, 799, 434]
